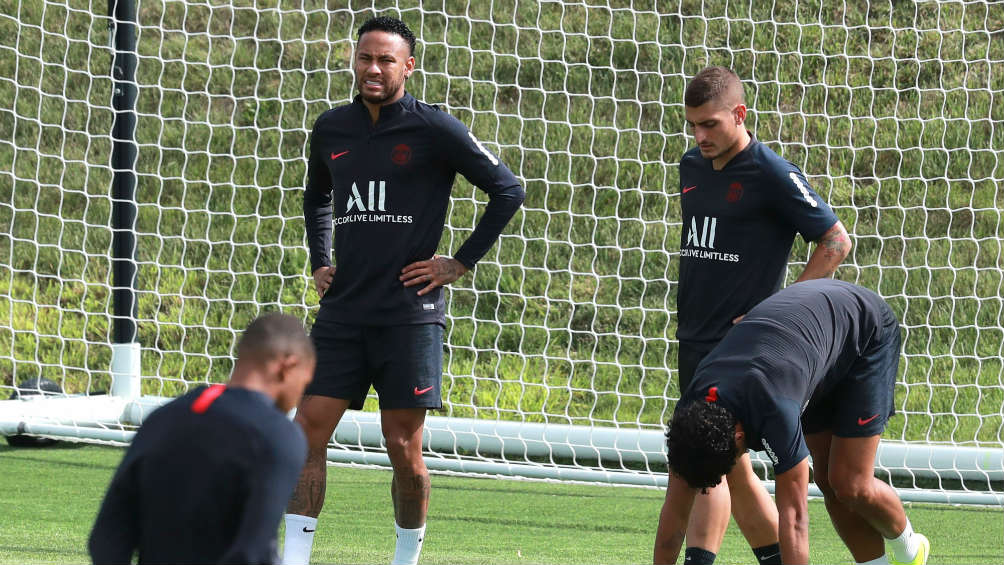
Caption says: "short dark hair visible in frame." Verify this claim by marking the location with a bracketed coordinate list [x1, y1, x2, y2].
[684, 66, 744, 108]
[357, 16, 416, 56]
[236, 312, 315, 365]
[665, 400, 739, 491]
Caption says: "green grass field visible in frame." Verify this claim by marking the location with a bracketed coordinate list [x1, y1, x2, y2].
[1, 443, 1001, 564]
[0, 2, 1002, 553]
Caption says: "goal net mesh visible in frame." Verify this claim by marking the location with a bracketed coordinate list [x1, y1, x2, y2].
[2, 1, 1001, 496]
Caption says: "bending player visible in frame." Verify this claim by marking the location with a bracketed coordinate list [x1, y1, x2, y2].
[654, 279, 929, 565]
[89, 313, 316, 564]
[283, 15, 525, 565]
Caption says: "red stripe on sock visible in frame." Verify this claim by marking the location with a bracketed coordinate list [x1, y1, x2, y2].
[191, 384, 225, 414]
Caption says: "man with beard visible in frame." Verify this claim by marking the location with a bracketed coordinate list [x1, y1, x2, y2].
[282, 16, 525, 565]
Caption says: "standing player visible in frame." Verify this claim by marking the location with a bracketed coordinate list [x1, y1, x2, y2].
[654, 279, 929, 565]
[281, 16, 525, 565]
[89, 313, 316, 565]
[672, 66, 852, 564]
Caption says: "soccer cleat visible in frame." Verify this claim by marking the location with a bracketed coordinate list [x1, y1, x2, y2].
[890, 532, 930, 565]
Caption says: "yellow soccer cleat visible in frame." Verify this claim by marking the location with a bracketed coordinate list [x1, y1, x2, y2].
[890, 532, 930, 565]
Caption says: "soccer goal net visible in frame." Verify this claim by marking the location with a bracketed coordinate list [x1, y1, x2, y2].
[2, 1, 1001, 504]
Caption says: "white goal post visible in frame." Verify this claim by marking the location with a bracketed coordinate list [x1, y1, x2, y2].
[1, 1, 1001, 505]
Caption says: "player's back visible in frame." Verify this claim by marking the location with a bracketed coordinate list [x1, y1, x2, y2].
[90, 385, 306, 565]
[689, 279, 894, 408]
[681, 279, 897, 473]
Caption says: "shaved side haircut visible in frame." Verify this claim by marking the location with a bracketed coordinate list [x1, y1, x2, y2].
[357, 16, 417, 55]
[237, 313, 315, 366]
[684, 66, 745, 109]
[90, 311, 313, 565]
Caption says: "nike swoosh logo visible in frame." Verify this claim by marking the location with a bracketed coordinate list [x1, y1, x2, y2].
[414, 386, 434, 396]
[758, 552, 780, 562]
[858, 414, 879, 426]
[330, 150, 349, 160]
[682, 185, 697, 193]
[302, 527, 316, 533]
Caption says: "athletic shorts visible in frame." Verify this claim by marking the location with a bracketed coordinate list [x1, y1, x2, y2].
[305, 320, 444, 410]
[801, 306, 902, 438]
[677, 341, 714, 396]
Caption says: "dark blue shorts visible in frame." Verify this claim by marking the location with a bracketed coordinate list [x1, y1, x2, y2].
[677, 341, 714, 396]
[802, 306, 902, 438]
[305, 320, 444, 410]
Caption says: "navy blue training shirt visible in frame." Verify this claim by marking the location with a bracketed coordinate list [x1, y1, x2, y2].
[304, 93, 525, 326]
[676, 137, 839, 347]
[678, 279, 896, 474]
[89, 385, 307, 565]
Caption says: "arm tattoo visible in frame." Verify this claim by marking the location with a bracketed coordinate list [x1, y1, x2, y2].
[797, 223, 851, 282]
[819, 227, 851, 258]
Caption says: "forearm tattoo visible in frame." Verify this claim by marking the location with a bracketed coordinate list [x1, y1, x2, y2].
[819, 229, 851, 260]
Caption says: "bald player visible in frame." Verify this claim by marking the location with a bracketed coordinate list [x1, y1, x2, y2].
[672, 66, 851, 564]
[89, 313, 316, 565]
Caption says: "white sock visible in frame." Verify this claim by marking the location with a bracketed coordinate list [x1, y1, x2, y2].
[857, 556, 889, 565]
[391, 523, 426, 565]
[282, 514, 317, 565]
[887, 519, 919, 564]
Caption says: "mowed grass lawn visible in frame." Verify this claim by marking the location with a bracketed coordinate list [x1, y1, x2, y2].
[0, 443, 1000, 564]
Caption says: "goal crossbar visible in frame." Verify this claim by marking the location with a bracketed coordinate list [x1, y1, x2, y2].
[2, 395, 999, 505]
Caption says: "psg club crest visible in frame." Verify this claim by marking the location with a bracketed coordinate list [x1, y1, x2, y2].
[391, 144, 412, 165]
[726, 182, 743, 203]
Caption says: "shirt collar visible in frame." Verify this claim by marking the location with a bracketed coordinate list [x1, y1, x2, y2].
[352, 91, 413, 122]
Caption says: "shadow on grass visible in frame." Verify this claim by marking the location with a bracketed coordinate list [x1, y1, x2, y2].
[0, 545, 85, 558]
[0, 440, 87, 451]
[0, 442, 120, 471]
[432, 513, 651, 535]
[433, 479, 659, 501]
[328, 463, 662, 500]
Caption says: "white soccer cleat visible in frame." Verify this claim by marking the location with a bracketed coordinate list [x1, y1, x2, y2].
[889, 532, 930, 565]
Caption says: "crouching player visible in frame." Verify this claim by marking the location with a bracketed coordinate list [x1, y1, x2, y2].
[654, 279, 929, 565]
[89, 313, 316, 564]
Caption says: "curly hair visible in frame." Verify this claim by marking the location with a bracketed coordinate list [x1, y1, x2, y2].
[357, 16, 416, 55]
[665, 400, 740, 491]
[684, 66, 744, 109]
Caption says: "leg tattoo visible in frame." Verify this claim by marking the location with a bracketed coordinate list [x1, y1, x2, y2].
[287, 447, 328, 518]
[392, 472, 430, 529]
